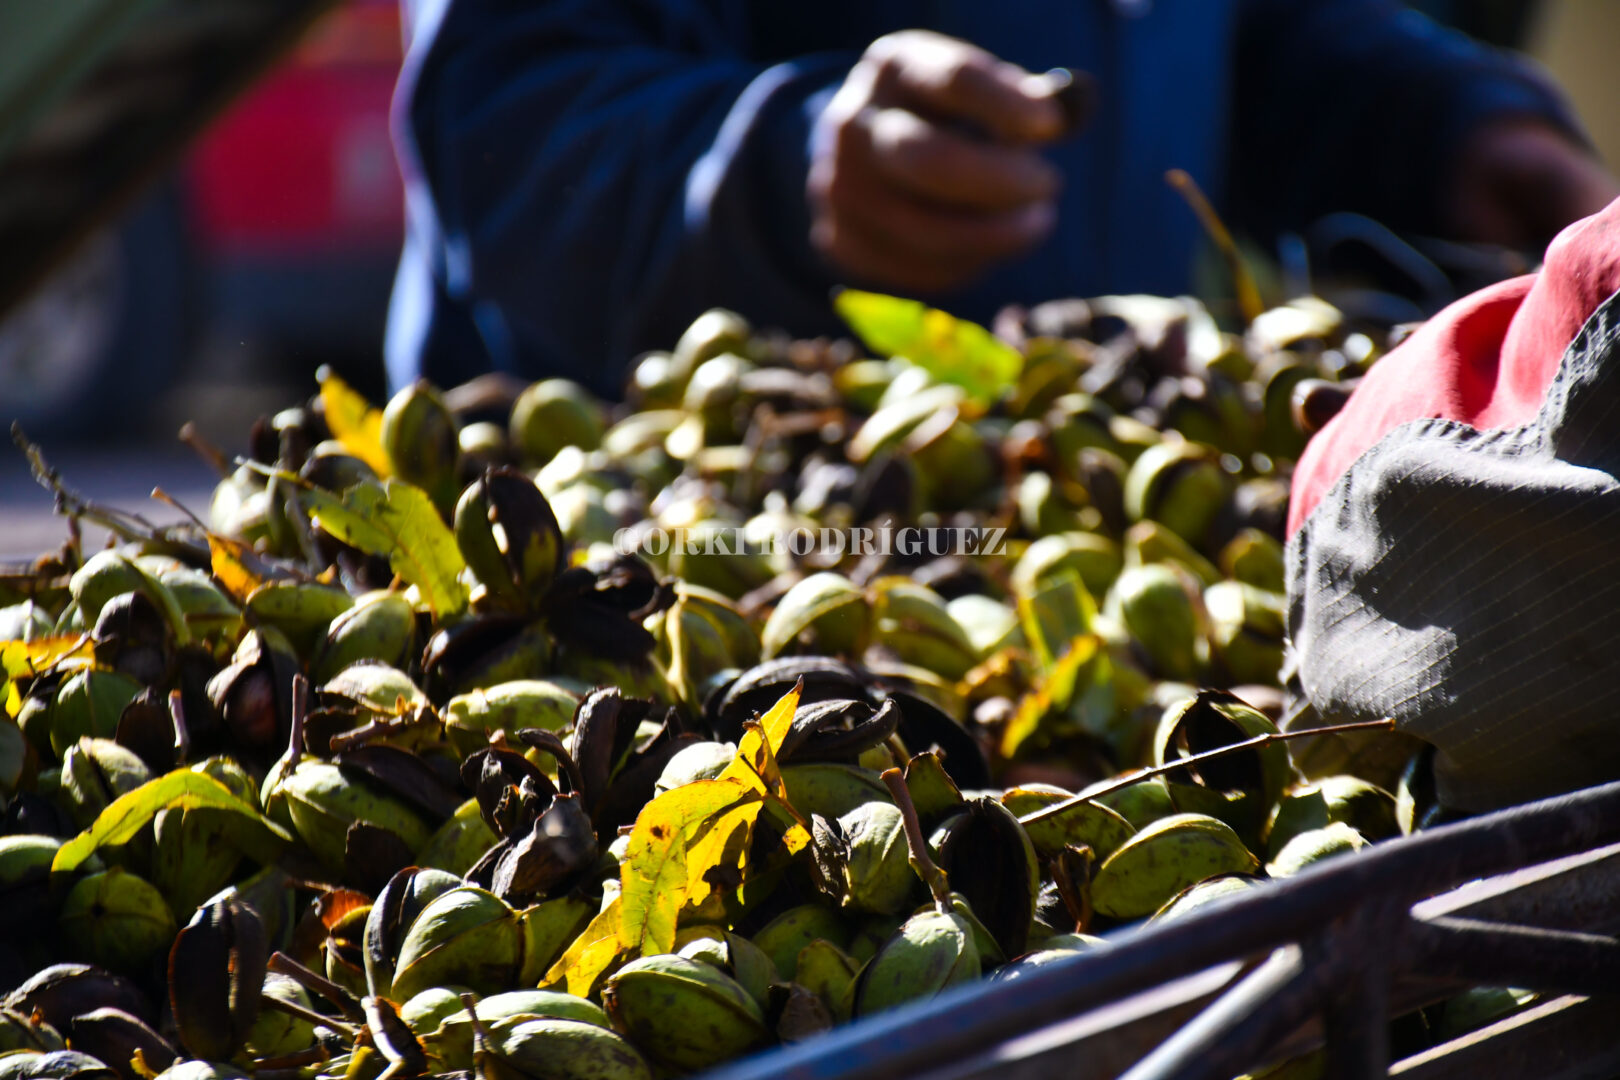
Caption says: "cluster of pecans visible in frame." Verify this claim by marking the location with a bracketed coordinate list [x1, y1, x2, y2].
[0, 292, 1492, 1080]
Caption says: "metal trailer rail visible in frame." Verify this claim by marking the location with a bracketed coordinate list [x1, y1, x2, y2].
[706, 778, 1620, 1080]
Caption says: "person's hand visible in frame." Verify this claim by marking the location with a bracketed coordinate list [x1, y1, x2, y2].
[1448, 116, 1620, 253]
[808, 31, 1074, 294]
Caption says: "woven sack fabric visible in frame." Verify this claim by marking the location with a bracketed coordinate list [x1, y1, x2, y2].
[1284, 287, 1620, 811]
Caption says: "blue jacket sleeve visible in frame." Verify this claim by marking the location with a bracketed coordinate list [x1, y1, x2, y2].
[396, 0, 852, 395]
[1227, 0, 1583, 244]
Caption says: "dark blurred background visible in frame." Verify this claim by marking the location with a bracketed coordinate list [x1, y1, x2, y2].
[0, 0, 402, 448]
[0, 0, 1616, 555]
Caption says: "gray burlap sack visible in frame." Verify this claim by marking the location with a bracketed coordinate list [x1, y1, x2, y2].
[1283, 287, 1620, 812]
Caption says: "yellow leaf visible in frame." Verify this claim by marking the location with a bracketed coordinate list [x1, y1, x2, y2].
[682, 798, 763, 918]
[319, 367, 391, 478]
[719, 680, 801, 799]
[208, 535, 265, 604]
[1, 636, 92, 681]
[1001, 634, 1101, 759]
[544, 897, 626, 997]
[617, 779, 758, 956]
[780, 821, 812, 855]
[300, 480, 467, 618]
[1015, 570, 1096, 672]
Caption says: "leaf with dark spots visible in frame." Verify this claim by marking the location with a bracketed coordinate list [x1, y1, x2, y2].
[935, 798, 1039, 959]
[590, 731, 703, 845]
[344, 823, 415, 896]
[335, 745, 462, 823]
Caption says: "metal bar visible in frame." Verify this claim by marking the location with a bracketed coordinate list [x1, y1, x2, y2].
[905, 838, 1620, 1080]
[921, 845, 1620, 1080]
[1320, 910, 1391, 1080]
[1404, 916, 1620, 996]
[703, 779, 1620, 1080]
[1411, 842, 1620, 934]
[1117, 947, 1323, 1080]
[914, 963, 1246, 1080]
[1390, 995, 1620, 1080]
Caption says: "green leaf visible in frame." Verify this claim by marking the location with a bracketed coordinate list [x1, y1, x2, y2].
[1016, 569, 1096, 671]
[618, 778, 760, 956]
[300, 480, 468, 618]
[835, 289, 1022, 406]
[53, 769, 291, 873]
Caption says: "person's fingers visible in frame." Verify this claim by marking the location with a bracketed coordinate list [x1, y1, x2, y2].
[835, 163, 1057, 264]
[864, 30, 1066, 144]
[810, 216, 978, 295]
[809, 154, 1055, 293]
[863, 106, 1060, 211]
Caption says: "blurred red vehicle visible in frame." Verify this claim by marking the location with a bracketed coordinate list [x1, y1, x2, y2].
[0, 0, 405, 438]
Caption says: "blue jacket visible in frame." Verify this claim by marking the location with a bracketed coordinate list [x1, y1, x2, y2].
[386, 0, 1570, 398]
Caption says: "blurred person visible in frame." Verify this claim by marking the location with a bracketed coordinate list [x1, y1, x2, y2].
[384, 0, 1617, 397]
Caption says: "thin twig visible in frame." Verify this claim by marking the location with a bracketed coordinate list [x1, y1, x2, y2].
[150, 487, 209, 531]
[1166, 169, 1265, 327]
[882, 767, 954, 914]
[259, 990, 360, 1040]
[12, 423, 163, 539]
[252, 1045, 331, 1072]
[1019, 717, 1396, 828]
[267, 951, 367, 1021]
[178, 422, 232, 477]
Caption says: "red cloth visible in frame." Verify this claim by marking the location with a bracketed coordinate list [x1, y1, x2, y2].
[1288, 196, 1620, 537]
